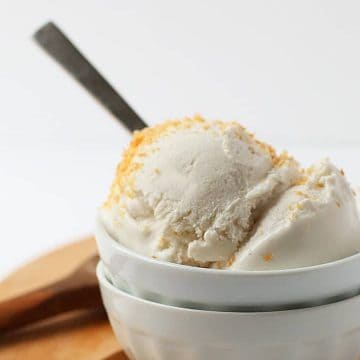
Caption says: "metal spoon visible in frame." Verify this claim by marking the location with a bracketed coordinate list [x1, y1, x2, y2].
[33, 21, 148, 132]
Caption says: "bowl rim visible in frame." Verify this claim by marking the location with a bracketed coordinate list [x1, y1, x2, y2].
[96, 261, 360, 314]
[97, 217, 360, 277]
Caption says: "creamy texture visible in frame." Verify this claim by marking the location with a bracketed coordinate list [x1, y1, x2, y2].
[101, 117, 360, 270]
[101, 117, 300, 267]
[230, 159, 360, 270]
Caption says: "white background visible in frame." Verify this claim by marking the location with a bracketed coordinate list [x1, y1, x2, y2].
[1, 0, 360, 279]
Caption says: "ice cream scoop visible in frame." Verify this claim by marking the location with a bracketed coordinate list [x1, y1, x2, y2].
[101, 116, 300, 267]
[230, 159, 360, 270]
[101, 117, 360, 270]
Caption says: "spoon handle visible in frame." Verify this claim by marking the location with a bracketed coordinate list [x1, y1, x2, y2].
[33, 21, 147, 132]
[0, 277, 102, 334]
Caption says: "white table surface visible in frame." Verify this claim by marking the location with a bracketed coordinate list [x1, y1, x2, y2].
[1, 0, 360, 279]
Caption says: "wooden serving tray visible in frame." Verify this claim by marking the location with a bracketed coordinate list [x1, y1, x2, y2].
[0, 237, 126, 359]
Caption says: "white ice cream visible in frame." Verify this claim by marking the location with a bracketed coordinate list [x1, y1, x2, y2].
[101, 117, 300, 267]
[230, 159, 360, 270]
[101, 117, 360, 270]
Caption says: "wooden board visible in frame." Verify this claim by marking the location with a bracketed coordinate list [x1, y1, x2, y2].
[0, 237, 127, 360]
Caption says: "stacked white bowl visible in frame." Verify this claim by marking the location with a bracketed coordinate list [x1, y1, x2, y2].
[96, 219, 360, 360]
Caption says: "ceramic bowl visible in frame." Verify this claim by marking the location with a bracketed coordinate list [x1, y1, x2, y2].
[96, 219, 360, 310]
[97, 262, 360, 360]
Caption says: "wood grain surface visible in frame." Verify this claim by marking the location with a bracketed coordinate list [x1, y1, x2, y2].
[0, 237, 124, 359]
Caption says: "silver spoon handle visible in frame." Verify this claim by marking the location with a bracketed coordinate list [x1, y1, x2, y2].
[33, 21, 147, 132]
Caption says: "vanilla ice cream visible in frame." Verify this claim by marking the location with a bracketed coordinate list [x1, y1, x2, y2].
[101, 116, 300, 267]
[101, 116, 360, 270]
[230, 159, 360, 270]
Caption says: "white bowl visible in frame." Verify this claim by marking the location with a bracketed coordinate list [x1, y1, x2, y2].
[97, 262, 360, 360]
[95, 219, 360, 310]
